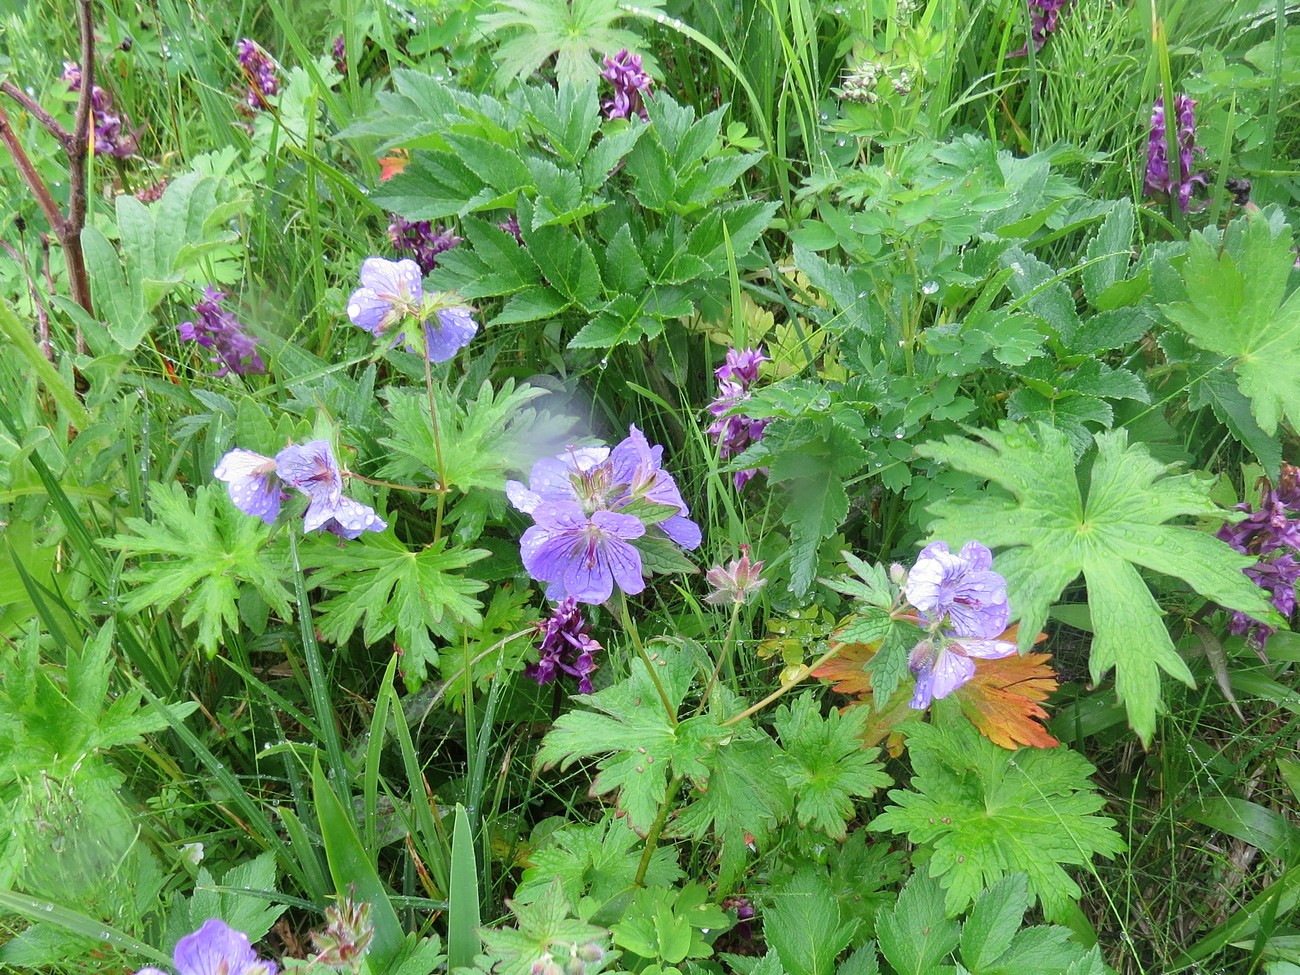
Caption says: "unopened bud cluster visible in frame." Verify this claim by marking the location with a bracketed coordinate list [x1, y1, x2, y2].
[530, 941, 605, 975]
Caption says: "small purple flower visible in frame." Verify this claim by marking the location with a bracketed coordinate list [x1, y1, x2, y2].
[704, 546, 766, 606]
[214, 448, 286, 524]
[519, 501, 646, 604]
[528, 597, 603, 692]
[706, 347, 770, 490]
[332, 34, 347, 76]
[600, 49, 652, 121]
[907, 634, 1018, 710]
[1145, 94, 1207, 213]
[499, 214, 524, 245]
[134, 918, 276, 975]
[715, 347, 770, 386]
[904, 540, 1010, 639]
[608, 425, 702, 549]
[178, 287, 266, 378]
[63, 60, 138, 158]
[1217, 468, 1300, 650]
[237, 39, 280, 111]
[388, 217, 462, 275]
[347, 257, 478, 363]
[1008, 0, 1073, 56]
[274, 440, 386, 539]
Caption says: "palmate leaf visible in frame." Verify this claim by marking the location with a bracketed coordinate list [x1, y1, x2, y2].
[303, 534, 488, 683]
[771, 693, 891, 840]
[917, 422, 1279, 744]
[869, 715, 1125, 922]
[535, 647, 724, 835]
[1162, 214, 1300, 435]
[100, 483, 292, 657]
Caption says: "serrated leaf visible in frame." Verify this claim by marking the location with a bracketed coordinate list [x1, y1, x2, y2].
[764, 866, 859, 975]
[1001, 247, 1080, 345]
[1082, 200, 1134, 304]
[491, 286, 571, 325]
[535, 647, 714, 834]
[869, 716, 1125, 921]
[304, 534, 488, 683]
[371, 151, 482, 220]
[1162, 216, 1300, 435]
[100, 483, 292, 657]
[960, 873, 1028, 970]
[916, 423, 1279, 744]
[772, 693, 891, 839]
[1192, 366, 1282, 476]
[1068, 307, 1153, 353]
[875, 872, 959, 975]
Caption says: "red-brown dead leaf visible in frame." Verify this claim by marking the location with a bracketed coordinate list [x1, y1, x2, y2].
[953, 651, 1060, 750]
[378, 150, 409, 181]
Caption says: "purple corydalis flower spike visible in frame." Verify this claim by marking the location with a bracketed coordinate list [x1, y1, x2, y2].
[707, 347, 770, 489]
[528, 597, 603, 692]
[332, 34, 347, 75]
[1144, 94, 1207, 213]
[214, 449, 285, 524]
[237, 38, 280, 111]
[178, 287, 266, 377]
[1007, 0, 1073, 56]
[519, 501, 645, 604]
[387, 217, 462, 275]
[904, 540, 1010, 639]
[600, 49, 652, 120]
[63, 60, 139, 158]
[1216, 465, 1300, 650]
[134, 918, 277, 975]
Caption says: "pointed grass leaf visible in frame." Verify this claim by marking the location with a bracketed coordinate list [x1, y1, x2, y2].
[917, 423, 1279, 744]
[448, 804, 482, 972]
[1162, 215, 1300, 435]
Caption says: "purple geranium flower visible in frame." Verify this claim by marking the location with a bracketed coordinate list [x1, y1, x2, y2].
[904, 540, 1010, 639]
[134, 918, 276, 975]
[907, 634, 1018, 710]
[237, 38, 280, 111]
[1145, 94, 1207, 213]
[214, 448, 286, 524]
[178, 287, 266, 378]
[274, 440, 386, 539]
[600, 49, 652, 120]
[387, 217, 462, 275]
[528, 596, 603, 692]
[608, 425, 703, 549]
[520, 501, 646, 603]
[346, 257, 478, 363]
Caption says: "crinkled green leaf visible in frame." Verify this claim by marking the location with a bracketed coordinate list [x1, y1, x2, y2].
[1162, 215, 1300, 435]
[917, 422, 1278, 744]
[870, 715, 1125, 922]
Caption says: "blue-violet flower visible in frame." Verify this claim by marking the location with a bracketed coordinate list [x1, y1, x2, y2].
[213, 449, 286, 524]
[519, 501, 646, 604]
[178, 287, 266, 378]
[346, 257, 477, 363]
[904, 540, 1010, 639]
[1216, 465, 1300, 650]
[134, 918, 276, 975]
[275, 440, 387, 539]
[706, 347, 770, 490]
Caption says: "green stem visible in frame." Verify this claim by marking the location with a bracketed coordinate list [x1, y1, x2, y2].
[618, 590, 678, 728]
[722, 641, 845, 728]
[634, 774, 685, 887]
[422, 352, 449, 541]
[345, 471, 444, 496]
[695, 601, 744, 717]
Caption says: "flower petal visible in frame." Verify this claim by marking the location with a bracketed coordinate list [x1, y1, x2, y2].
[359, 256, 422, 301]
[423, 305, 478, 362]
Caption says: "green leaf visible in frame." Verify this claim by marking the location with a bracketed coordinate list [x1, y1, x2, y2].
[491, 286, 571, 325]
[1162, 215, 1300, 435]
[304, 534, 488, 683]
[100, 483, 292, 657]
[959, 873, 1028, 971]
[536, 646, 714, 834]
[1082, 200, 1135, 305]
[82, 225, 150, 352]
[763, 418, 869, 596]
[763, 866, 859, 975]
[916, 423, 1279, 744]
[515, 817, 683, 907]
[869, 715, 1125, 922]
[518, 199, 603, 307]
[478, 879, 607, 975]
[449, 804, 482, 971]
[772, 693, 891, 840]
[874, 873, 959, 975]
[1000, 247, 1080, 346]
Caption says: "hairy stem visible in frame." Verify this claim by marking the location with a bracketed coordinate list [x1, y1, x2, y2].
[618, 590, 679, 728]
[721, 640, 844, 728]
[634, 774, 684, 887]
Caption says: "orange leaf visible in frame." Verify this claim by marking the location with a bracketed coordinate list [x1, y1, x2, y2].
[811, 638, 877, 697]
[953, 652, 1060, 750]
[378, 150, 409, 181]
